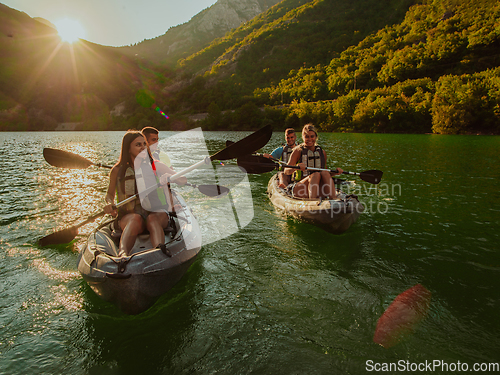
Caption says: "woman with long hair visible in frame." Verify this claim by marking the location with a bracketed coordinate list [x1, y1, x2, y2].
[103, 130, 185, 256]
[284, 124, 343, 199]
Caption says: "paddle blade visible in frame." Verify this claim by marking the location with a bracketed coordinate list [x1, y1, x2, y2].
[38, 211, 105, 247]
[237, 154, 277, 174]
[359, 169, 383, 184]
[43, 148, 93, 169]
[197, 184, 230, 197]
[38, 226, 78, 247]
[373, 284, 431, 348]
[211, 125, 272, 161]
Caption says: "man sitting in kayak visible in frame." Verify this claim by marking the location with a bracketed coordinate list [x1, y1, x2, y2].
[103, 130, 186, 256]
[141, 126, 172, 167]
[263, 128, 297, 188]
[283, 124, 343, 199]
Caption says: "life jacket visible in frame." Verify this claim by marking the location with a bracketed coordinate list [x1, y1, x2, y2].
[293, 145, 326, 181]
[279, 143, 296, 171]
[117, 160, 169, 214]
[281, 144, 295, 164]
[116, 164, 141, 214]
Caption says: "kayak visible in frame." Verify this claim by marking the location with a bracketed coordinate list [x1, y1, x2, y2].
[267, 174, 364, 234]
[76, 191, 202, 314]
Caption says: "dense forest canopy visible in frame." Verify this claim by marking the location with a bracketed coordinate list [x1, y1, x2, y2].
[1, 0, 499, 134]
[178, 0, 500, 134]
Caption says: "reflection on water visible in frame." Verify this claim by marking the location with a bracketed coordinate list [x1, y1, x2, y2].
[32, 258, 80, 282]
[0, 131, 499, 374]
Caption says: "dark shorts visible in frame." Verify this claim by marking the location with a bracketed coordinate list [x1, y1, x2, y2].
[118, 203, 150, 222]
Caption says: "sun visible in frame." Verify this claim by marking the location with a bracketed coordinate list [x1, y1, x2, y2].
[54, 18, 86, 43]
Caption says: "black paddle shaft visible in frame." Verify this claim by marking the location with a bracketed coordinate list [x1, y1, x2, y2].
[211, 125, 272, 161]
[237, 154, 383, 184]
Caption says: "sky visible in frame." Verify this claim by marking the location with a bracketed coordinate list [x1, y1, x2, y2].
[2, 0, 218, 46]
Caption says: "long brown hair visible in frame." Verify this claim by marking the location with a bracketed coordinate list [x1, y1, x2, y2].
[117, 130, 147, 167]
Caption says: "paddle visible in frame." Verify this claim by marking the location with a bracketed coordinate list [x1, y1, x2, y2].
[43, 148, 230, 197]
[165, 125, 273, 183]
[43, 148, 113, 169]
[38, 186, 156, 247]
[225, 140, 278, 173]
[185, 183, 229, 197]
[236, 153, 278, 174]
[38, 211, 106, 247]
[237, 154, 383, 184]
[39, 126, 272, 247]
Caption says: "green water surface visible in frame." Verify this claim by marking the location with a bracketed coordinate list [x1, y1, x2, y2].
[0, 131, 498, 374]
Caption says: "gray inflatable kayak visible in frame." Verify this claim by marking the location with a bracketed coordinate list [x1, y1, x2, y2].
[77, 191, 201, 314]
[267, 174, 364, 234]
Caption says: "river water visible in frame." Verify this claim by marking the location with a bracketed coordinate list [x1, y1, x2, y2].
[0, 131, 499, 374]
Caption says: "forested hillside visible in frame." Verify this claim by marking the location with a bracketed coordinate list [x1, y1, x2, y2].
[0, 4, 169, 131]
[268, 0, 500, 134]
[1, 0, 499, 134]
[121, 0, 282, 67]
[171, 0, 500, 134]
[170, 0, 414, 111]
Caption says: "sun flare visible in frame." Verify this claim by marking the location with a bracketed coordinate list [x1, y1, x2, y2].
[54, 18, 86, 43]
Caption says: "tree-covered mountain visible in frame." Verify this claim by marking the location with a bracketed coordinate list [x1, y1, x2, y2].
[0, 0, 280, 131]
[0, 3, 165, 130]
[164, 0, 414, 111]
[1, 0, 499, 134]
[166, 0, 500, 134]
[267, 0, 500, 134]
[120, 0, 282, 67]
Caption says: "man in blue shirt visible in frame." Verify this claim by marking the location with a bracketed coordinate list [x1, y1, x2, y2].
[263, 128, 297, 188]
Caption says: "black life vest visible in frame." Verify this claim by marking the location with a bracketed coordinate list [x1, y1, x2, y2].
[151, 148, 172, 167]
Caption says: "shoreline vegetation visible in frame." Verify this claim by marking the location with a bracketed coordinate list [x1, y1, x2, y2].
[2, 99, 499, 134]
[1, 126, 498, 136]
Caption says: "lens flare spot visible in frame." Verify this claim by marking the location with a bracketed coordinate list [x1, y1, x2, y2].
[155, 106, 169, 119]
